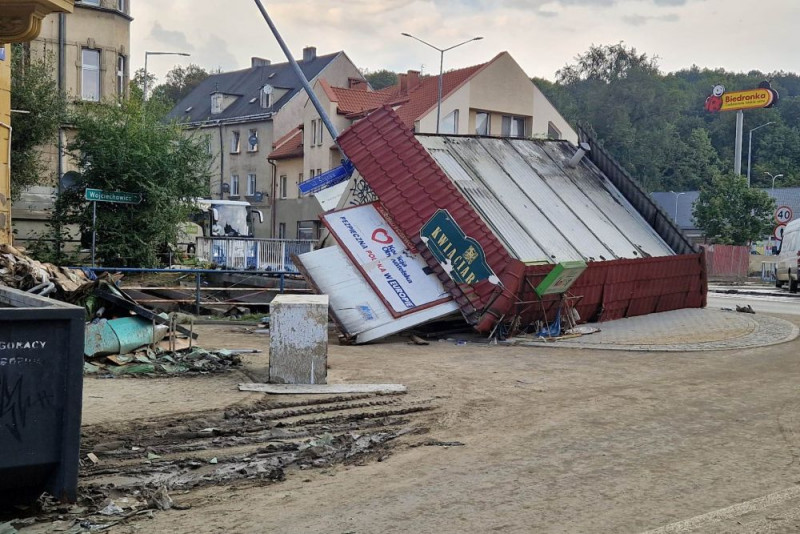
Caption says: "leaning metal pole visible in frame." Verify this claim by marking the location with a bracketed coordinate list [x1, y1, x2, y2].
[734, 110, 743, 176]
[252, 0, 341, 151]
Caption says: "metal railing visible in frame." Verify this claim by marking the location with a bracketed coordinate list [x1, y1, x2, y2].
[77, 267, 308, 314]
[195, 237, 316, 272]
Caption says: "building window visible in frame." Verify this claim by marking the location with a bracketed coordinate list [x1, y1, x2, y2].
[297, 220, 320, 240]
[309, 169, 316, 179]
[278, 223, 286, 239]
[117, 0, 125, 12]
[247, 174, 257, 196]
[211, 93, 223, 114]
[80, 0, 100, 5]
[116, 55, 126, 96]
[230, 131, 240, 153]
[439, 109, 459, 134]
[280, 175, 287, 198]
[317, 168, 322, 177]
[502, 115, 526, 138]
[247, 129, 258, 152]
[81, 48, 100, 101]
[317, 120, 324, 146]
[475, 111, 490, 136]
[230, 174, 240, 196]
[260, 85, 272, 108]
[547, 121, 562, 140]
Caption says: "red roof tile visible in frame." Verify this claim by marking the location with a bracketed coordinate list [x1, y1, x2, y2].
[330, 86, 392, 116]
[268, 126, 303, 160]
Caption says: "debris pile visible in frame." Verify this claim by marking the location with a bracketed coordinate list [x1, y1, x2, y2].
[83, 347, 243, 376]
[0, 244, 89, 297]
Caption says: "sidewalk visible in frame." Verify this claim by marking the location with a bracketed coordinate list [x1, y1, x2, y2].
[513, 308, 799, 352]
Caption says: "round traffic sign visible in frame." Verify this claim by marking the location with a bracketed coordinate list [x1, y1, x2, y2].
[775, 206, 793, 224]
[774, 224, 787, 240]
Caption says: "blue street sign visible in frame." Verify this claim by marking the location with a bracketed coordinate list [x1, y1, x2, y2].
[298, 160, 355, 195]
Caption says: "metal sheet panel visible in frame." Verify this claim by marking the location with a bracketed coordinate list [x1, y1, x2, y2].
[298, 245, 459, 344]
[423, 137, 576, 262]
[427, 148, 550, 261]
[539, 141, 674, 257]
[510, 140, 656, 259]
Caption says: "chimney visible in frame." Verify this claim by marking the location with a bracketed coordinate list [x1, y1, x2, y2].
[349, 77, 368, 90]
[302, 46, 317, 63]
[407, 70, 420, 90]
[399, 73, 408, 93]
[251, 57, 271, 67]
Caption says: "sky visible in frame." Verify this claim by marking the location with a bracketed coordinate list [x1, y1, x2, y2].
[131, 0, 800, 86]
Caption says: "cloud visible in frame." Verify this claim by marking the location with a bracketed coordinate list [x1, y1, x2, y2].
[149, 22, 193, 51]
[622, 12, 680, 25]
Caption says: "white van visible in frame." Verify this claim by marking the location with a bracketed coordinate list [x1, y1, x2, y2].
[775, 219, 800, 292]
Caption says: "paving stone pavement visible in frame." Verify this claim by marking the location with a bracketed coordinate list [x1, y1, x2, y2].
[514, 308, 799, 352]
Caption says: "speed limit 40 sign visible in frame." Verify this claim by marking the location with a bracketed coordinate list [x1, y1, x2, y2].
[775, 206, 793, 224]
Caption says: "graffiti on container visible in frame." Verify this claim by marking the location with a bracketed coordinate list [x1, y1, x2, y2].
[349, 178, 378, 206]
[1, 375, 55, 442]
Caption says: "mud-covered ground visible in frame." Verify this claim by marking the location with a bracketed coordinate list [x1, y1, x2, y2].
[9, 318, 800, 533]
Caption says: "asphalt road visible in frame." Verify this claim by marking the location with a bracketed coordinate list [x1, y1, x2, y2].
[708, 291, 800, 316]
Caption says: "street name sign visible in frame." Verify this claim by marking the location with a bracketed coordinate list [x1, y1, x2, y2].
[84, 188, 142, 204]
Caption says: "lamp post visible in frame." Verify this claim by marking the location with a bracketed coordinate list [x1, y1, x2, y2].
[765, 171, 783, 190]
[670, 191, 686, 223]
[143, 51, 191, 100]
[747, 121, 774, 186]
[400, 33, 483, 134]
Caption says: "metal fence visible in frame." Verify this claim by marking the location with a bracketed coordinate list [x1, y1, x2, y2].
[195, 238, 316, 272]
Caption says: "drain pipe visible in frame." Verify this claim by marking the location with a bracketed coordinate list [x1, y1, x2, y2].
[57, 13, 66, 187]
[217, 121, 224, 199]
[252, 0, 341, 151]
[268, 158, 277, 237]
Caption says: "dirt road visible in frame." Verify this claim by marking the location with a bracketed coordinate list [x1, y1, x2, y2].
[18, 318, 800, 533]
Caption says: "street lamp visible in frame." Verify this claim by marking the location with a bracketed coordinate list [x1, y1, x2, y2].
[670, 191, 686, 223]
[400, 33, 483, 134]
[747, 121, 773, 187]
[765, 171, 784, 190]
[143, 51, 191, 100]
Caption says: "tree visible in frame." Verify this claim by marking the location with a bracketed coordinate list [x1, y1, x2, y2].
[9, 44, 67, 197]
[363, 69, 397, 90]
[47, 98, 212, 266]
[692, 173, 775, 245]
[149, 64, 209, 106]
[556, 42, 660, 85]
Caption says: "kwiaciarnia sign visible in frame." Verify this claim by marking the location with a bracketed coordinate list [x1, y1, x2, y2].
[705, 83, 779, 113]
[420, 209, 499, 286]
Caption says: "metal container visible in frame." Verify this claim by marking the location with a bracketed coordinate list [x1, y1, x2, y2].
[0, 286, 84, 503]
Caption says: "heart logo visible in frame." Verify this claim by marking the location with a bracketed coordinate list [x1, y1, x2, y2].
[371, 228, 393, 245]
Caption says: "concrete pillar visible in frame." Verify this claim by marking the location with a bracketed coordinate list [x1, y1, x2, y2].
[269, 294, 328, 384]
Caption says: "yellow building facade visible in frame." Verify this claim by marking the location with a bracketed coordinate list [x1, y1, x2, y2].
[0, 0, 75, 245]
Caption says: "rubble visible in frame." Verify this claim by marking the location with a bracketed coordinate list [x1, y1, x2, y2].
[84, 346, 243, 377]
[0, 244, 89, 297]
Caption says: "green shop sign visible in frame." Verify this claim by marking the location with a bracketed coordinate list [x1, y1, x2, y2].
[420, 209, 499, 286]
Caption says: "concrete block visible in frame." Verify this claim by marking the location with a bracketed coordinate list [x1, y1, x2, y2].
[269, 294, 329, 384]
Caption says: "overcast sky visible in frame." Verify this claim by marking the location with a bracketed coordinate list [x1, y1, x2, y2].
[131, 0, 799, 86]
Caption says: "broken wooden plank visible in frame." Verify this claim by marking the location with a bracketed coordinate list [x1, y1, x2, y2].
[238, 383, 407, 394]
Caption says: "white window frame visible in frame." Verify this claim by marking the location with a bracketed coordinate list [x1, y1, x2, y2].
[280, 175, 288, 199]
[116, 54, 126, 96]
[247, 174, 257, 196]
[297, 220, 319, 241]
[211, 93, 223, 114]
[230, 131, 240, 154]
[247, 129, 258, 152]
[317, 120, 324, 146]
[502, 115, 526, 138]
[547, 121, 562, 140]
[230, 174, 240, 196]
[475, 111, 490, 136]
[439, 109, 459, 134]
[81, 0, 100, 5]
[117, 0, 125, 12]
[81, 48, 100, 102]
[260, 86, 272, 109]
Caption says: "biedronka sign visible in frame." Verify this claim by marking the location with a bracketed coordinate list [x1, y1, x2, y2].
[704, 82, 778, 113]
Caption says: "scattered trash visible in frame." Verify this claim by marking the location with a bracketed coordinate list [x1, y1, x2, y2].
[736, 304, 756, 314]
[98, 501, 124, 516]
[147, 487, 173, 511]
[0, 244, 89, 297]
[408, 334, 430, 346]
[86, 453, 100, 465]
[209, 457, 218, 464]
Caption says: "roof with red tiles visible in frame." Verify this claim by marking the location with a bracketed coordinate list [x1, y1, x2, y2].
[268, 126, 303, 160]
[330, 86, 392, 116]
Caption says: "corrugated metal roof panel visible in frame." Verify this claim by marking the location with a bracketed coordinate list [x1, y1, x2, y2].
[510, 140, 652, 259]
[539, 142, 674, 257]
